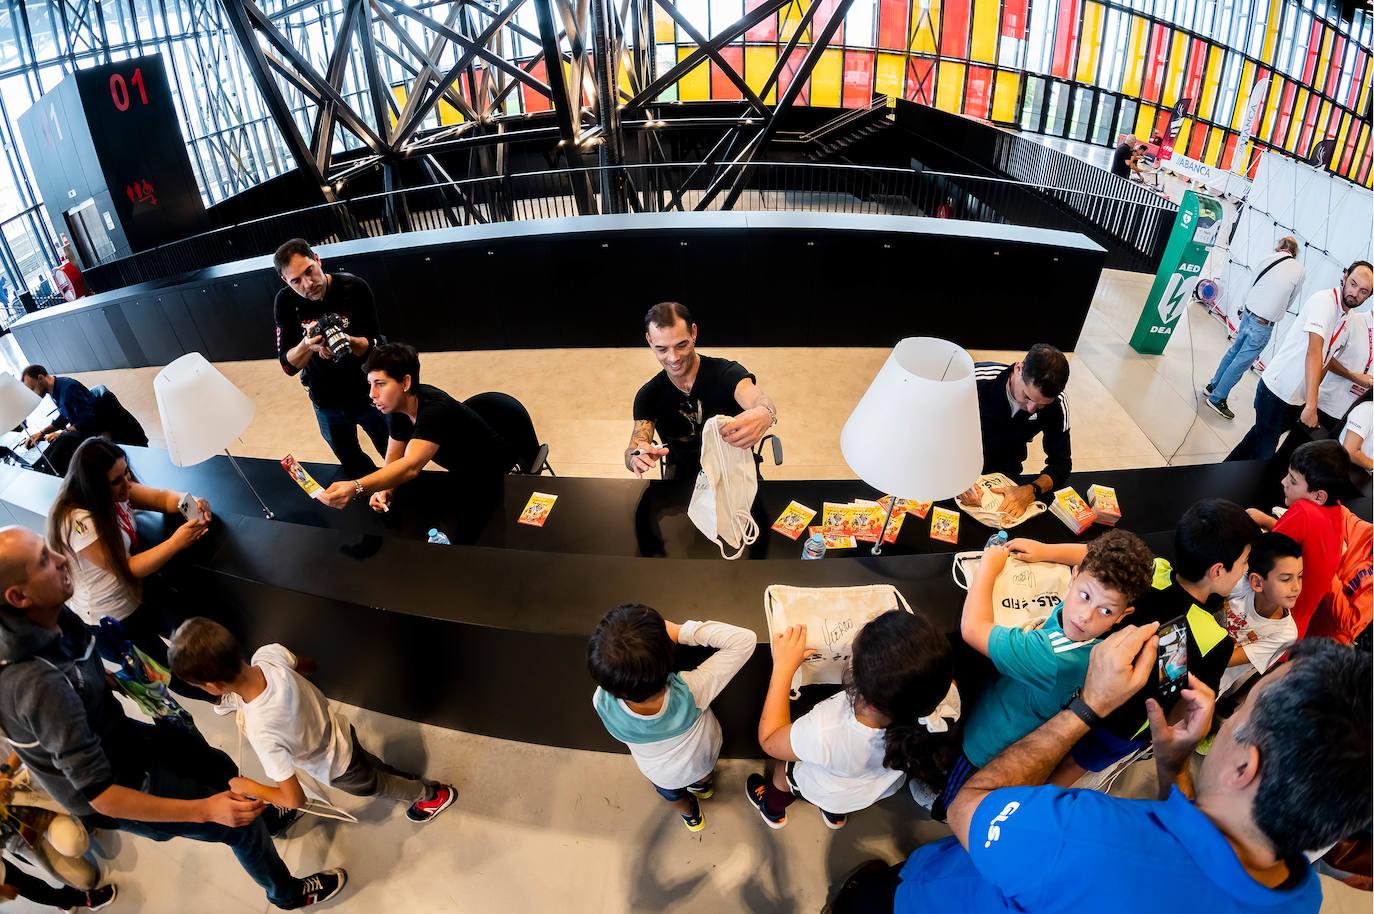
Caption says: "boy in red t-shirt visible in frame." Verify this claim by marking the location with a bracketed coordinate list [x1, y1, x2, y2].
[1247, 440, 1353, 635]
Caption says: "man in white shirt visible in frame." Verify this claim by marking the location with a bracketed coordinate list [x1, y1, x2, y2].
[1316, 310, 1372, 432]
[1204, 238, 1305, 420]
[1340, 399, 1373, 472]
[1228, 260, 1373, 461]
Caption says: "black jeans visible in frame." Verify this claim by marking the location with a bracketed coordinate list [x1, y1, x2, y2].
[1, 857, 88, 907]
[313, 401, 390, 479]
[81, 723, 297, 908]
[91, 605, 214, 703]
[1228, 381, 1302, 461]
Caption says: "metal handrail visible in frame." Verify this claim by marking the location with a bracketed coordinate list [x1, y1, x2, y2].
[80, 158, 1178, 291]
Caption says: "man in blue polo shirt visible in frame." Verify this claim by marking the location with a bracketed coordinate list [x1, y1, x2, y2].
[827, 629, 1368, 913]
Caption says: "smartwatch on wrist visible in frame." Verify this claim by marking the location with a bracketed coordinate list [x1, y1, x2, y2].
[1061, 688, 1101, 728]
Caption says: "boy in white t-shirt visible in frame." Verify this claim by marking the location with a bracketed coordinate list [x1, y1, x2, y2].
[169, 618, 456, 824]
[1219, 533, 1302, 695]
[588, 604, 756, 832]
[1341, 399, 1374, 472]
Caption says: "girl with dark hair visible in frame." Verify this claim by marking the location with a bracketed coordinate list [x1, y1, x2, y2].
[748, 610, 960, 829]
[46, 437, 211, 674]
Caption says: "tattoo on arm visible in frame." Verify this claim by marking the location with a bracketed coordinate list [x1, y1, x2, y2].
[626, 419, 655, 467]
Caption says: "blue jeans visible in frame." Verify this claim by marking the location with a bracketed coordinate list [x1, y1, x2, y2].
[1207, 311, 1273, 402]
[85, 723, 297, 907]
[313, 400, 390, 478]
[1227, 380, 1302, 461]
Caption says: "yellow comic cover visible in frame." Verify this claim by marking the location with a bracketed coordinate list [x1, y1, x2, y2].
[850, 501, 886, 542]
[771, 501, 817, 540]
[821, 502, 855, 535]
[809, 525, 856, 549]
[518, 492, 558, 527]
[930, 506, 961, 544]
[882, 513, 906, 544]
[280, 455, 322, 499]
[878, 495, 933, 521]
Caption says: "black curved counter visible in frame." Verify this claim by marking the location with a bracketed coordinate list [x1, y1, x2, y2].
[10, 212, 1105, 373]
[0, 450, 1347, 758]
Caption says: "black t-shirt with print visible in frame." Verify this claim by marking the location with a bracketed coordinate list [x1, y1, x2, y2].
[273, 272, 382, 410]
[633, 355, 755, 477]
[387, 384, 514, 481]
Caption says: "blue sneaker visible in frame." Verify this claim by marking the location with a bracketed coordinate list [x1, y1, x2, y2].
[745, 773, 787, 829]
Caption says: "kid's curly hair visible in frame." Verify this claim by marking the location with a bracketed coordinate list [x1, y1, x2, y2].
[1077, 528, 1154, 605]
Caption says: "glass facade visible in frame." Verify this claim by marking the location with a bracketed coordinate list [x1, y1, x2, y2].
[0, 0, 1364, 296]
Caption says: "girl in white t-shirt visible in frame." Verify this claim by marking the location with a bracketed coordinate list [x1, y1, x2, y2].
[748, 610, 959, 829]
[46, 438, 212, 680]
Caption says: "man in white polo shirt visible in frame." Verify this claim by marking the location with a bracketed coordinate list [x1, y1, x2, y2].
[1316, 309, 1372, 432]
[1203, 237, 1305, 420]
[1228, 261, 1373, 461]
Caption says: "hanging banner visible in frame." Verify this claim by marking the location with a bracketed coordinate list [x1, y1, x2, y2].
[1129, 191, 1225, 355]
[1157, 98, 1192, 162]
[1233, 77, 1270, 176]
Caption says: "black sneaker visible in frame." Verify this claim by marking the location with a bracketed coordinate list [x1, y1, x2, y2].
[282, 868, 347, 909]
[67, 884, 116, 911]
[681, 795, 705, 832]
[1204, 383, 1214, 395]
[405, 784, 457, 822]
[820, 808, 847, 830]
[686, 776, 713, 799]
[265, 804, 304, 837]
[745, 773, 787, 829]
[1205, 398, 1235, 420]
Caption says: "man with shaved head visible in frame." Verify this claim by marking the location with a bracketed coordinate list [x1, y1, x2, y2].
[0, 526, 348, 909]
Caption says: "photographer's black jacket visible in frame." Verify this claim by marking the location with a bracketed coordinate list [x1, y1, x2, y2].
[274, 272, 382, 410]
[974, 361, 1073, 491]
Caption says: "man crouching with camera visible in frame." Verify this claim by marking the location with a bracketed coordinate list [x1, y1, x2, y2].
[273, 238, 390, 478]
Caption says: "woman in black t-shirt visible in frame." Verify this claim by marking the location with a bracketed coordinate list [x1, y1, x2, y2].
[318, 343, 513, 511]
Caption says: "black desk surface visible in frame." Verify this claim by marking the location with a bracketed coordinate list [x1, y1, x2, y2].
[1, 452, 1365, 754]
[115, 446, 1358, 559]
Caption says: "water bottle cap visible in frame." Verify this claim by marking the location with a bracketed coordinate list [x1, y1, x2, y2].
[428, 528, 439, 536]
[810, 531, 823, 541]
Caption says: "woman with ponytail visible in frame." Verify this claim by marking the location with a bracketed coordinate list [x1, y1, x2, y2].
[46, 437, 211, 681]
[747, 609, 960, 829]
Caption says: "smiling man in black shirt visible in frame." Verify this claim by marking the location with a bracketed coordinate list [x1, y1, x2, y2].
[317, 343, 514, 511]
[626, 302, 778, 480]
[273, 238, 389, 478]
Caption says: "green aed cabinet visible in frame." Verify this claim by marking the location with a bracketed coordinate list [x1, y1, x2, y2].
[1129, 192, 1224, 355]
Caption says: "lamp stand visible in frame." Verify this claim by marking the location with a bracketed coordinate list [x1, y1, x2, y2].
[225, 449, 275, 520]
[870, 503, 895, 556]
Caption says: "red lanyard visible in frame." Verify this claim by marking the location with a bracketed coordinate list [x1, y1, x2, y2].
[115, 502, 138, 550]
[1324, 290, 1348, 364]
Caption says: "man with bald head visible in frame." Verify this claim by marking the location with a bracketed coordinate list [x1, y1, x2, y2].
[828, 629, 1368, 912]
[0, 527, 347, 909]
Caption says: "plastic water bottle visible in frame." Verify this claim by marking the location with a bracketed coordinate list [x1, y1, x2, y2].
[984, 529, 1008, 551]
[801, 532, 826, 560]
[427, 528, 451, 545]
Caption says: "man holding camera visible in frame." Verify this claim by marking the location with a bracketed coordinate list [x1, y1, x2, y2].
[273, 238, 389, 478]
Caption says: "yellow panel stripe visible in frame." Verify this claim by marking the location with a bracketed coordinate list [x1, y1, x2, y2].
[937, 61, 964, 113]
[992, 70, 1020, 122]
[1076, 3, 1103, 84]
[1162, 31, 1187, 108]
[971, 0, 997, 63]
[1122, 16, 1146, 97]
[1198, 47, 1221, 121]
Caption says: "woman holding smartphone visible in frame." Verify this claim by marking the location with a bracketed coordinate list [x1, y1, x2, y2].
[46, 437, 211, 690]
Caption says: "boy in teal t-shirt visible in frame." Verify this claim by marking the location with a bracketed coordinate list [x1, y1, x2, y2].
[926, 529, 1155, 819]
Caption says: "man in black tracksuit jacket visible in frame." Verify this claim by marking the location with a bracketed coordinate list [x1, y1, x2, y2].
[962, 343, 1073, 518]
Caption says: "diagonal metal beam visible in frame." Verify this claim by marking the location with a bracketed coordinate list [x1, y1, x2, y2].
[309, 0, 362, 175]
[219, 0, 331, 202]
[623, 0, 788, 111]
[651, 0, 768, 116]
[369, 0, 479, 124]
[533, 0, 597, 214]
[241, 0, 386, 153]
[760, 0, 825, 99]
[352, 0, 395, 141]
[700, 0, 858, 211]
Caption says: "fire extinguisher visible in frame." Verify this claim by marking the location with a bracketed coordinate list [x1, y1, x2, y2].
[52, 234, 87, 301]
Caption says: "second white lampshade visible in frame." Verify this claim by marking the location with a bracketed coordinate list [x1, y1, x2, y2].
[154, 352, 255, 466]
[840, 337, 983, 501]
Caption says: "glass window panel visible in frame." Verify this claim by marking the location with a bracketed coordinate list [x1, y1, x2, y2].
[1050, 0, 1078, 79]
[940, 0, 970, 58]
[709, 46, 745, 100]
[1044, 79, 1069, 134]
[1020, 74, 1046, 129]
[991, 68, 1019, 122]
[845, 0, 876, 46]
[810, 47, 843, 106]
[1091, 92, 1116, 143]
[842, 50, 875, 106]
[936, 60, 964, 111]
[876, 0, 906, 49]
[709, 0, 742, 34]
[969, 0, 997, 63]
[1025, 0, 1052, 73]
[1067, 84, 1092, 140]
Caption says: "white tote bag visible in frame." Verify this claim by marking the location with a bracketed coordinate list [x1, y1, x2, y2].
[958, 472, 1048, 528]
[763, 584, 912, 697]
[952, 551, 1072, 631]
[688, 414, 760, 559]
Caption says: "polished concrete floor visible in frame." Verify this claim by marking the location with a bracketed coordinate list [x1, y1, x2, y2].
[1, 269, 1367, 913]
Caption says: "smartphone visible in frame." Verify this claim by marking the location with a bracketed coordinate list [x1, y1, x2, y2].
[1154, 617, 1189, 706]
[177, 492, 205, 523]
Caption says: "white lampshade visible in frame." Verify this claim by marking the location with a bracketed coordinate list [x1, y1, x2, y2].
[154, 353, 255, 466]
[841, 338, 982, 501]
[0, 372, 41, 431]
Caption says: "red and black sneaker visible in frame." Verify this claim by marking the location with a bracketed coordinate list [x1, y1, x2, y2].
[405, 784, 457, 823]
[280, 868, 347, 909]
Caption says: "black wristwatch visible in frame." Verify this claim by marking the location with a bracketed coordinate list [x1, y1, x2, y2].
[1061, 688, 1102, 728]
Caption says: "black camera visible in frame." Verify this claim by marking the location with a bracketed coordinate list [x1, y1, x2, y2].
[307, 313, 351, 360]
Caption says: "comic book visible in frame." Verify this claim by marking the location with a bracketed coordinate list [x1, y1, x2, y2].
[281, 455, 323, 499]
[821, 502, 855, 535]
[809, 525, 856, 549]
[850, 500, 887, 543]
[518, 492, 558, 527]
[771, 501, 817, 540]
[930, 506, 961, 544]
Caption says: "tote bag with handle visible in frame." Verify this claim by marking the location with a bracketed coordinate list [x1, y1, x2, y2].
[688, 415, 760, 559]
[763, 584, 912, 698]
